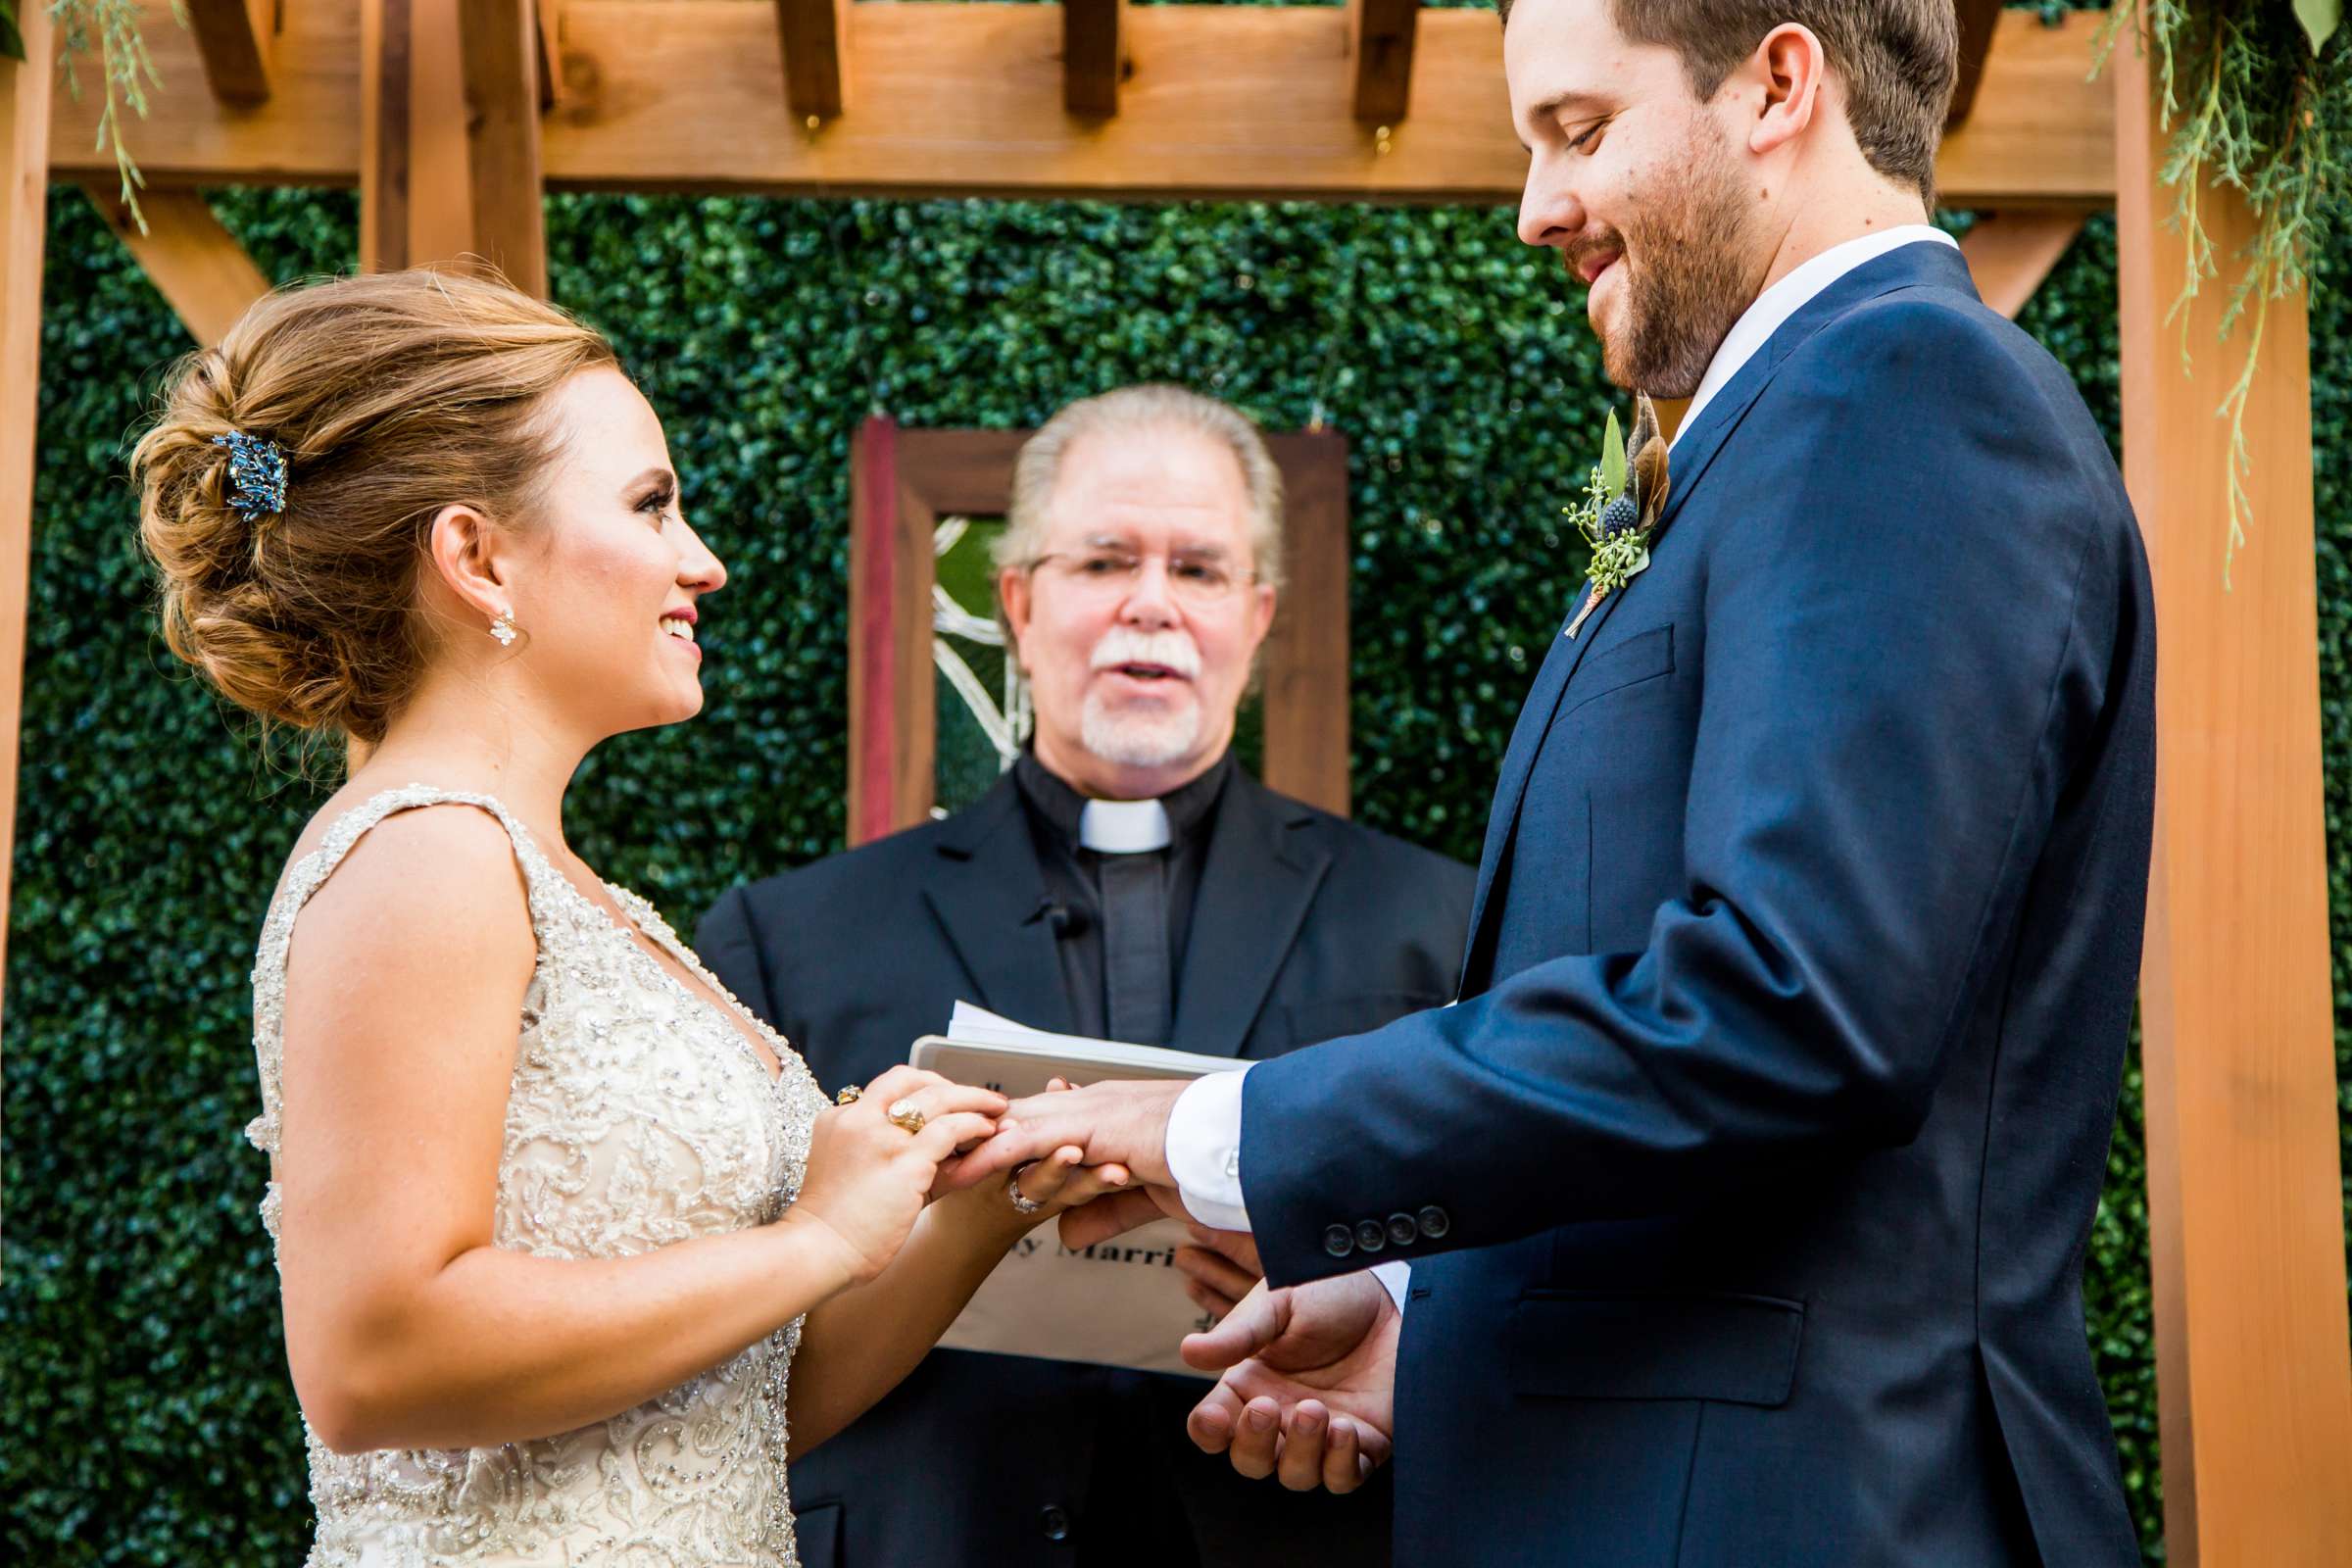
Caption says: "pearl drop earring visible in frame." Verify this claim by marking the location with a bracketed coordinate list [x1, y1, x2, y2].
[491, 611, 518, 648]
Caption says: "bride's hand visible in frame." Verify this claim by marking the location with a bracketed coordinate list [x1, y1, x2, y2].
[788, 1066, 1006, 1287]
[946, 1078, 1136, 1233]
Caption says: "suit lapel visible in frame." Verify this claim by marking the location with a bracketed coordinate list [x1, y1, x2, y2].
[1460, 241, 1979, 978]
[920, 776, 1077, 1036]
[1167, 773, 1333, 1058]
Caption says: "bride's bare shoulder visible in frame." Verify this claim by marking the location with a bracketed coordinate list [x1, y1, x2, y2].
[277, 784, 537, 979]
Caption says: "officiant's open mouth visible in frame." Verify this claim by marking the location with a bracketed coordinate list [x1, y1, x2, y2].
[1100, 662, 1192, 697]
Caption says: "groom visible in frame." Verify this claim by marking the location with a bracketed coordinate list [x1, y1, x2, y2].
[969, 1, 2155, 1563]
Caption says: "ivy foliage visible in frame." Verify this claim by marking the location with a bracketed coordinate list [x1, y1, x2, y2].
[0, 174, 2341, 1566]
[2101, 1, 2352, 575]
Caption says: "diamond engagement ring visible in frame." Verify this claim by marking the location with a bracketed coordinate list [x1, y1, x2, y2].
[887, 1099, 926, 1135]
[1007, 1161, 1047, 1215]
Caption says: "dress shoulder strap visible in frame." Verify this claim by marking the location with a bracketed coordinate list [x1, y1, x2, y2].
[245, 784, 556, 1158]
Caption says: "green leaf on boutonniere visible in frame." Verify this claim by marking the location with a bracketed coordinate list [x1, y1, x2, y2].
[1561, 392, 1674, 637]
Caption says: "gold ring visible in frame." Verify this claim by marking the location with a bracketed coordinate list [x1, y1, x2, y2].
[887, 1098, 926, 1135]
[835, 1086, 862, 1105]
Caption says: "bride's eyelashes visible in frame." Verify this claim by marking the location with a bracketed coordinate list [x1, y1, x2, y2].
[633, 480, 678, 526]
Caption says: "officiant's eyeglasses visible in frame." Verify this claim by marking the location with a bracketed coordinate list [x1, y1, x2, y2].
[1026, 546, 1257, 608]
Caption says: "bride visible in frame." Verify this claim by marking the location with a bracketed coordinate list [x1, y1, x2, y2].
[132, 269, 1124, 1565]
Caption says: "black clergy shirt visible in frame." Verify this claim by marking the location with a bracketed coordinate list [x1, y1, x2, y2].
[1009, 749, 1234, 1045]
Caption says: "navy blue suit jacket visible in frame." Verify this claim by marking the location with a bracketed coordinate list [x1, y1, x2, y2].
[699, 767, 1471, 1567]
[1240, 244, 2154, 1567]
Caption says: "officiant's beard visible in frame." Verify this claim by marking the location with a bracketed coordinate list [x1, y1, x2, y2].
[1080, 697, 1204, 769]
[1595, 120, 1759, 398]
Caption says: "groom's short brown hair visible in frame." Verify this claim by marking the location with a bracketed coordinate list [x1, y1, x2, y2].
[1500, 0, 1959, 206]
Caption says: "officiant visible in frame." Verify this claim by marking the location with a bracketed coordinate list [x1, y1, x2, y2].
[699, 384, 1471, 1568]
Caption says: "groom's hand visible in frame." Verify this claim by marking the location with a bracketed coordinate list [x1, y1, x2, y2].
[1183, 1272, 1398, 1494]
[951, 1077, 1189, 1192]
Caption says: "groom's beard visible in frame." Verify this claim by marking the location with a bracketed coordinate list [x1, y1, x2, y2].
[1592, 121, 1758, 398]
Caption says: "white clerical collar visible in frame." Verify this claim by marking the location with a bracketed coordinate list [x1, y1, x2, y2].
[1673, 225, 1958, 449]
[1079, 797, 1172, 855]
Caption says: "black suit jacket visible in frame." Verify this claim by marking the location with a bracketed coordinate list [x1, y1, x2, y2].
[698, 766, 1472, 1568]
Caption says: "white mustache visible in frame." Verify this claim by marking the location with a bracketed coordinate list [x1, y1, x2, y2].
[1090, 629, 1201, 679]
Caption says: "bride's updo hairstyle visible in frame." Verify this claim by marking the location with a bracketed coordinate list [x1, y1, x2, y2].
[132, 269, 617, 743]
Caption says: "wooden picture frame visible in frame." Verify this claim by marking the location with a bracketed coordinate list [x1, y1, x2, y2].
[847, 415, 1350, 847]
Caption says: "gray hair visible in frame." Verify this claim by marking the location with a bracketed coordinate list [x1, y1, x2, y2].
[994, 385, 1286, 593]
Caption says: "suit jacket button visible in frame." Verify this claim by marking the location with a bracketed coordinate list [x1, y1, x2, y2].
[1353, 1218, 1388, 1253]
[1417, 1204, 1451, 1240]
[1039, 1504, 1071, 1543]
[1387, 1212, 1420, 1248]
[1323, 1223, 1356, 1258]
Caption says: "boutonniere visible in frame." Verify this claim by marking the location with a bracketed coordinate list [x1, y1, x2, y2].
[1562, 392, 1671, 639]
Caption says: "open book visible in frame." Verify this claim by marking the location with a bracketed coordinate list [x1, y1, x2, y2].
[909, 1004, 1246, 1377]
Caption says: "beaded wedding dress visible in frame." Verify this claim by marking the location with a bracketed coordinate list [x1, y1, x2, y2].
[247, 786, 830, 1567]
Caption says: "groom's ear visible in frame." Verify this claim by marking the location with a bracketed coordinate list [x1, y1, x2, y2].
[1744, 22, 1830, 158]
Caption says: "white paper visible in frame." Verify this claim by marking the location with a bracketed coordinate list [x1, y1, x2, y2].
[915, 1004, 1244, 1377]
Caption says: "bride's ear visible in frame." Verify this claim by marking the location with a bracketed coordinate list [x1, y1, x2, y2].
[423, 504, 517, 630]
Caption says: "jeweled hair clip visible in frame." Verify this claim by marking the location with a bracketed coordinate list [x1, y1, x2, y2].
[211, 429, 289, 523]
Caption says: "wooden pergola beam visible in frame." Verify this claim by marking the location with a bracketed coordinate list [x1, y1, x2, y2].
[48, 3, 2117, 209]
[79, 182, 271, 344]
[1063, 0, 1122, 119]
[1947, 0, 2003, 127]
[362, 0, 478, 274]
[186, 0, 274, 106]
[0, 2, 53, 1025]
[1957, 210, 2083, 319]
[459, 0, 549, 295]
[2115, 29, 2352, 1568]
[775, 0, 851, 123]
[360, 0, 412, 270]
[1350, 0, 1420, 126]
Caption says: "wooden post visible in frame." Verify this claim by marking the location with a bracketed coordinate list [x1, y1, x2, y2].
[847, 416, 935, 847]
[0, 4, 55, 1021]
[361, 0, 412, 270]
[458, 0, 549, 295]
[1258, 432, 1349, 817]
[2115, 28, 2352, 1568]
[363, 0, 475, 274]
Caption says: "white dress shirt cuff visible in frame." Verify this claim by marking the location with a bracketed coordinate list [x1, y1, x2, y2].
[1166, 1066, 1252, 1233]
[1371, 1260, 1411, 1312]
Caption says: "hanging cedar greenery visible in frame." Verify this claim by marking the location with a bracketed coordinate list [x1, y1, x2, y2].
[2102, 0, 2350, 578]
[2, 0, 175, 230]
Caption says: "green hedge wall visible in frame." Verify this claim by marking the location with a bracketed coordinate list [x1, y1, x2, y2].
[2, 177, 2343, 1563]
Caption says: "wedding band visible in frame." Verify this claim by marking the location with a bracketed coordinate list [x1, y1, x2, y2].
[835, 1086, 862, 1105]
[1007, 1161, 1047, 1216]
[887, 1098, 926, 1135]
